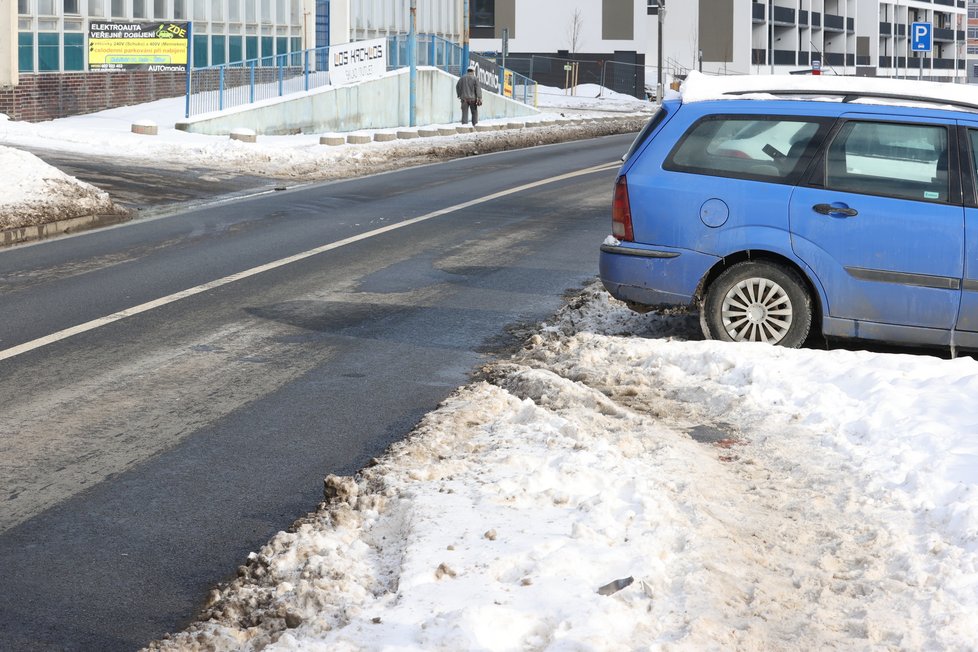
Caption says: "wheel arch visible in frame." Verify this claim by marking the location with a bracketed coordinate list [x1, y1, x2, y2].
[695, 250, 825, 330]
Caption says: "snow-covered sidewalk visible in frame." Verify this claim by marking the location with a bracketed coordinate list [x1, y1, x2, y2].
[148, 284, 978, 651]
[0, 83, 649, 233]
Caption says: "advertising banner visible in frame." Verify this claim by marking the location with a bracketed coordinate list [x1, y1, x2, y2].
[470, 53, 500, 94]
[329, 38, 387, 86]
[88, 21, 189, 71]
[503, 69, 514, 98]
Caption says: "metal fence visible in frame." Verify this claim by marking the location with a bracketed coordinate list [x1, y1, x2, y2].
[185, 35, 538, 119]
[388, 33, 465, 76]
[185, 48, 330, 118]
[390, 34, 537, 106]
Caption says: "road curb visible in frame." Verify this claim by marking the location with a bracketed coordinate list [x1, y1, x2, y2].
[1, 210, 132, 247]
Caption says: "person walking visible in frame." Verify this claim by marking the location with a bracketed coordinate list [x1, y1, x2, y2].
[456, 65, 483, 126]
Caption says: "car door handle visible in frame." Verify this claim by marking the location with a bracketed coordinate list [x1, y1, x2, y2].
[813, 203, 858, 217]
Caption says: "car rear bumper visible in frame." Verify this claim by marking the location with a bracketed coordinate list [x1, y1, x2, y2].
[598, 242, 717, 308]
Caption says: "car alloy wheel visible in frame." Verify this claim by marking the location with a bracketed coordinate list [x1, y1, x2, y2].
[702, 261, 812, 347]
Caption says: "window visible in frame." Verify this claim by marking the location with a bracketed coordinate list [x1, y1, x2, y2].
[665, 116, 826, 183]
[824, 121, 949, 203]
[472, 0, 494, 28]
[133, 0, 145, 18]
[111, 0, 124, 17]
[63, 0, 79, 14]
[88, 0, 104, 17]
[155, 0, 166, 18]
[18, 32, 33, 72]
[193, 34, 208, 67]
[174, 0, 184, 18]
[38, 32, 59, 71]
[229, 36, 243, 63]
[64, 32, 84, 70]
[37, 0, 54, 14]
[18, 0, 30, 15]
[648, 0, 661, 16]
[211, 35, 226, 65]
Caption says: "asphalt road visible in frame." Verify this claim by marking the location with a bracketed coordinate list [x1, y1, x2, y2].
[15, 145, 278, 213]
[0, 134, 630, 651]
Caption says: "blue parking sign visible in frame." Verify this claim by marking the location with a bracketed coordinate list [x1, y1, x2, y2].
[911, 22, 932, 52]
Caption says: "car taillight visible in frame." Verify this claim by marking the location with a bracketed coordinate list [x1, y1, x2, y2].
[611, 175, 634, 242]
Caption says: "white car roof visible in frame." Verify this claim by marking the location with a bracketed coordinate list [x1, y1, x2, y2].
[679, 70, 978, 113]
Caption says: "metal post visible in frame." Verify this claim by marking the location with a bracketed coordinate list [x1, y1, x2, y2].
[278, 54, 284, 96]
[304, 49, 310, 91]
[219, 67, 225, 110]
[462, 0, 470, 72]
[657, 1, 665, 101]
[409, 0, 417, 127]
[184, 21, 193, 118]
[250, 61, 255, 103]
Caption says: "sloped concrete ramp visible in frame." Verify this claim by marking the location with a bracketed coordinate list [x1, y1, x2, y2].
[176, 66, 538, 136]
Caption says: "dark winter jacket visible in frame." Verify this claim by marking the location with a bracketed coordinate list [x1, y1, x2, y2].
[456, 73, 482, 102]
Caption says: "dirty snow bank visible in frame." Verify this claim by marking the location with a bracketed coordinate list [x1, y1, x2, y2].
[147, 283, 978, 651]
[0, 143, 120, 230]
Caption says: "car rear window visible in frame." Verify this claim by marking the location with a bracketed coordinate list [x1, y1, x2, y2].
[664, 115, 827, 183]
[622, 106, 669, 163]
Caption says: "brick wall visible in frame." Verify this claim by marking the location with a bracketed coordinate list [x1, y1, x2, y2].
[0, 71, 186, 122]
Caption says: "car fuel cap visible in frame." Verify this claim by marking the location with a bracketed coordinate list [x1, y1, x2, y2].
[700, 198, 729, 228]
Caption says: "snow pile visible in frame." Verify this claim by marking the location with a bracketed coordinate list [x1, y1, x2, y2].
[0, 144, 120, 230]
[0, 92, 650, 186]
[148, 283, 978, 651]
[537, 83, 651, 113]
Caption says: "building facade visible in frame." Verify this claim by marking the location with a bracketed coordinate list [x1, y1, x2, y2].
[1, 0, 464, 121]
[648, 0, 967, 83]
[468, 0, 650, 98]
[969, 0, 978, 82]
[8, 0, 464, 77]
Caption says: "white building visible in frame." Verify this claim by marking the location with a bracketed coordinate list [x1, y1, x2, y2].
[5, 0, 464, 78]
[648, 0, 966, 84]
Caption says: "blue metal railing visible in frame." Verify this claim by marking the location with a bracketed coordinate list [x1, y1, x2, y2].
[185, 47, 331, 118]
[185, 35, 537, 119]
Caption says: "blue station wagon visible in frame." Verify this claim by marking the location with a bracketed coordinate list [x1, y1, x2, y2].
[600, 72, 978, 350]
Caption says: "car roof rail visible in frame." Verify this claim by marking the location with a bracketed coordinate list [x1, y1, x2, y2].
[721, 89, 978, 113]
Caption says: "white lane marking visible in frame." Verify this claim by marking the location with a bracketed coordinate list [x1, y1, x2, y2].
[0, 162, 618, 362]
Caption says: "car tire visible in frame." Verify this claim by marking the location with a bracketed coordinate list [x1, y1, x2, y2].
[700, 261, 812, 348]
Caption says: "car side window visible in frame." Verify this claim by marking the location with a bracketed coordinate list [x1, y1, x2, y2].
[664, 116, 823, 183]
[824, 121, 949, 203]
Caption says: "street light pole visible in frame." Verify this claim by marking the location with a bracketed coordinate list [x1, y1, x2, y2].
[462, 0, 470, 71]
[657, 0, 665, 101]
[409, 0, 417, 127]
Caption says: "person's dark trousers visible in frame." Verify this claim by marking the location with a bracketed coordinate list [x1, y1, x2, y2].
[461, 101, 479, 126]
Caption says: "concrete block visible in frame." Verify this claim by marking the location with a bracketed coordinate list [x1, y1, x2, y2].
[418, 128, 440, 138]
[456, 125, 475, 134]
[437, 127, 457, 136]
[229, 128, 257, 143]
[346, 133, 372, 144]
[373, 132, 397, 142]
[397, 129, 420, 139]
[506, 122, 524, 130]
[131, 120, 158, 136]
[320, 134, 346, 146]
[475, 124, 495, 132]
